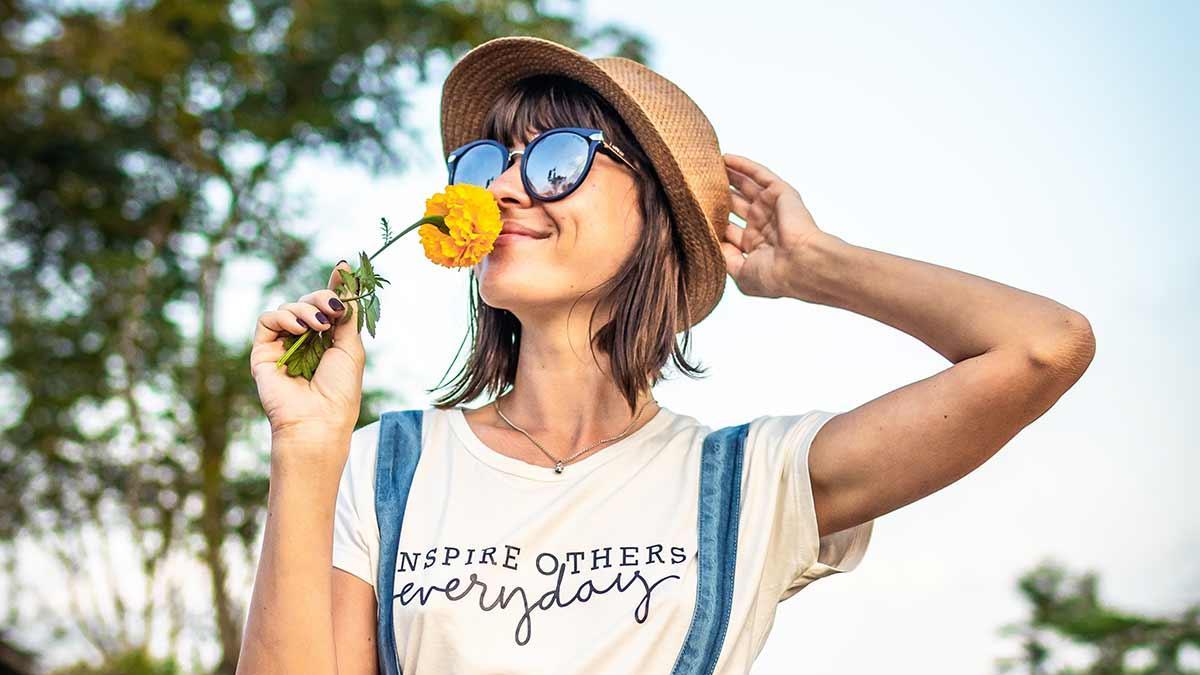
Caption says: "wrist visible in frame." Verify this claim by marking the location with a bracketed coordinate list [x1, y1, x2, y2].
[270, 428, 354, 469]
[271, 419, 354, 445]
[785, 230, 853, 305]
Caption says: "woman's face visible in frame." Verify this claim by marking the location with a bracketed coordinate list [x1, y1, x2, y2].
[475, 126, 642, 320]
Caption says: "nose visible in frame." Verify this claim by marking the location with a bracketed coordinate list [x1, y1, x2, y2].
[488, 148, 530, 207]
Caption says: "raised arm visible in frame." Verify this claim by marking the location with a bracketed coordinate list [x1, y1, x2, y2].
[793, 232, 1092, 536]
[721, 153, 1095, 537]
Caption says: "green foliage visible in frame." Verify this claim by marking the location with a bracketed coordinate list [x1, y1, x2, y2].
[996, 560, 1200, 674]
[379, 216, 394, 245]
[357, 249, 384, 338]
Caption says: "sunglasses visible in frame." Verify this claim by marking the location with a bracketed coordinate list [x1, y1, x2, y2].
[446, 126, 639, 202]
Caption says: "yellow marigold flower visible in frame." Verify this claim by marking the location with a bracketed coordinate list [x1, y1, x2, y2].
[274, 186, 503, 381]
[417, 184, 502, 268]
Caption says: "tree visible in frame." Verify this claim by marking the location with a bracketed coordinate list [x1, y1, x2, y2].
[996, 560, 1200, 674]
[0, 1, 650, 672]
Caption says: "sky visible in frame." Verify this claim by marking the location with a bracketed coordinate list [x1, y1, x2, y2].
[9, 0, 1196, 672]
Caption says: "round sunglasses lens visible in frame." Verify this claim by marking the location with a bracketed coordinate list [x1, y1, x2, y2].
[525, 132, 590, 198]
[452, 144, 507, 188]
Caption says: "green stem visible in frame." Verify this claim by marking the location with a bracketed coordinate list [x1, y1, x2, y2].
[275, 329, 312, 368]
[276, 214, 446, 371]
[367, 213, 448, 261]
[369, 216, 446, 263]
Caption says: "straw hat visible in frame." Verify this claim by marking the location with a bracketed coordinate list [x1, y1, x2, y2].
[439, 36, 731, 329]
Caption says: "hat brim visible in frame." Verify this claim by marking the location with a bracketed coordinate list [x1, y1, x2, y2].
[440, 36, 728, 329]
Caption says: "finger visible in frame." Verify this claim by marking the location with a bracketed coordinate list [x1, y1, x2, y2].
[723, 153, 784, 190]
[253, 309, 309, 346]
[727, 166, 764, 201]
[720, 241, 745, 279]
[249, 333, 288, 376]
[729, 189, 753, 223]
[327, 260, 365, 362]
[298, 288, 350, 320]
[724, 220, 747, 252]
[278, 301, 333, 333]
[328, 260, 352, 292]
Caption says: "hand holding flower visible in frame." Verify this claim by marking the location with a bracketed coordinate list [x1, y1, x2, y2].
[264, 184, 501, 387]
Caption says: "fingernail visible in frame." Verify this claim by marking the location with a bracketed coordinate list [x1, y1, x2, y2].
[328, 298, 345, 311]
[315, 311, 330, 325]
[336, 259, 348, 268]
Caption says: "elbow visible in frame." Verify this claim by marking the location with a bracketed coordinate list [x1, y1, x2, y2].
[1026, 310, 1096, 380]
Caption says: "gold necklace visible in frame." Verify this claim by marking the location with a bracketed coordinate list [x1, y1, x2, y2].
[492, 396, 657, 474]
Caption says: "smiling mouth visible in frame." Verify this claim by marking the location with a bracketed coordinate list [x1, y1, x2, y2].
[495, 232, 548, 243]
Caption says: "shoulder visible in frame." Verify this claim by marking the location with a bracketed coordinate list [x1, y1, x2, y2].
[743, 410, 840, 454]
[730, 410, 842, 488]
[354, 406, 455, 465]
[341, 418, 385, 493]
[686, 410, 839, 455]
[337, 409, 426, 515]
[349, 417, 385, 458]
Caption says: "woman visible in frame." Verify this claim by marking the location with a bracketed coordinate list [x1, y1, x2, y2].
[238, 37, 1095, 674]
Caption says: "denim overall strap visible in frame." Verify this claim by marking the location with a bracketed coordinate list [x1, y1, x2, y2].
[373, 409, 424, 675]
[670, 422, 750, 675]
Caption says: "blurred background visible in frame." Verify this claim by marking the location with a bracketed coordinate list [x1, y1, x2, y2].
[0, 0, 1196, 673]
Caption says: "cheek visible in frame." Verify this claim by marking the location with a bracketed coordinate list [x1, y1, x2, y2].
[551, 187, 632, 243]
[543, 183, 641, 271]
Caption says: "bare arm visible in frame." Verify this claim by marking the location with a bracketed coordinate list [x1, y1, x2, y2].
[236, 437, 377, 675]
[721, 152, 1096, 539]
[791, 232, 1096, 536]
[243, 260, 378, 674]
[333, 568, 378, 671]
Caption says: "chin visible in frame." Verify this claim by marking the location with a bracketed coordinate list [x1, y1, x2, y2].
[478, 270, 568, 316]
[478, 268, 539, 309]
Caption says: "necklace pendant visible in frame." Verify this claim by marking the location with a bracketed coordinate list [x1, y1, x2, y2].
[554, 460, 565, 474]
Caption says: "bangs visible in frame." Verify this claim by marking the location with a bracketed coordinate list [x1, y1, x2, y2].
[480, 74, 630, 152]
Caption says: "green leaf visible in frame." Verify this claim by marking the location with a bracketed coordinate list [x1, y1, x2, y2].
[364, 294, 378, 338]
[282, 329, 327, 381]
[337, 268, 358, 295]
[358, 250, 375, 293]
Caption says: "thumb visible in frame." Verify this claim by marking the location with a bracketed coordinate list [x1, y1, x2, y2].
[327, 260, 365, 361]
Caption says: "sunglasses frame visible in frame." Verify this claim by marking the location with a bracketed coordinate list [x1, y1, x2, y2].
[446, 126, 639, 202]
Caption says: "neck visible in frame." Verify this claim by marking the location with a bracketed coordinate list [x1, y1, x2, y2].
[485, 323, 658, 453]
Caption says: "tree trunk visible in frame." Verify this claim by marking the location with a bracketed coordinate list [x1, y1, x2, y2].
[197, 248, 242, 675]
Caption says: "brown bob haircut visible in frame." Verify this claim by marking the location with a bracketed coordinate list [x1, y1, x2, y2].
[427, 74, 710, 415]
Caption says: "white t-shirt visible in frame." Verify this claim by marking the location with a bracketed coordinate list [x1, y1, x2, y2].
[332, 404, 873, 674]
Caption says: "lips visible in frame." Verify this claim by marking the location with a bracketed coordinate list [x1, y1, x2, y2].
[499, 222, 551, 239]
[494, 232, 545, 246]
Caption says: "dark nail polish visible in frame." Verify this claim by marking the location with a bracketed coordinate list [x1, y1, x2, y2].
[328, 298, 345, 311]
[315, 311, 330, 325]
